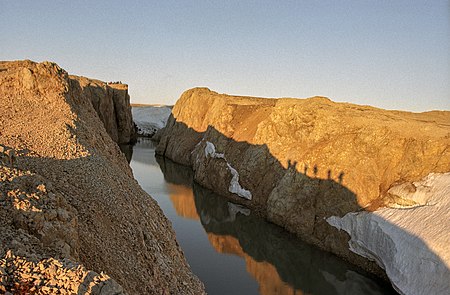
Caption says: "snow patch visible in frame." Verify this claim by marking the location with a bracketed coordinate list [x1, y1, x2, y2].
[132, 106, 171, 137]
[387, 173, 439, 208]
[204, 141, 252, 200]
[227, 163, 252, 200]
[204, 141, 224, 159]
[327, 173, 450, 295]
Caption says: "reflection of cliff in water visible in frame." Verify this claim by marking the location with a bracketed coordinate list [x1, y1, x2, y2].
[156, 156, 395, 295]
[129, 138, 159, 166]
[207, 233, 304, 295]
[167, 183, 199, 220]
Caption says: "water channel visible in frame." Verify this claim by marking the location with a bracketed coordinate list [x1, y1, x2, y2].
[128, 138, 396, 295]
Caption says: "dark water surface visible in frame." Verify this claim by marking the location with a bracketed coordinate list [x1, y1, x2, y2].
[129, 138, 396, 295]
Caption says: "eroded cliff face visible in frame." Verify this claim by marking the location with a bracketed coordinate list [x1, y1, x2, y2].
[156, 87, 450, 280]
[0, 61, 204, 294]
[70, 75, 136, 144]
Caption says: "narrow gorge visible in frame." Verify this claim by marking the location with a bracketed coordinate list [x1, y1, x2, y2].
[1, 60, 448, 295]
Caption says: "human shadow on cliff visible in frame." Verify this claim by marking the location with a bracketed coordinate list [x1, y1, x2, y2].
[156, 155, 395, 295]
[156, 120, 367, 263]
[155, 117, 450, 294]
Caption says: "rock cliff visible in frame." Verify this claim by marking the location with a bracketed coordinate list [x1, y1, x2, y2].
[156, 156, 394, 294]
[156, 87, 450, 293]
[70, 75, 136, 144]
[0, 61, 204, 294]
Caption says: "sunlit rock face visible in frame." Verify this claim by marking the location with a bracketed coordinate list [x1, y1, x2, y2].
[156, 87, 450, 292]
[157, 87, 449, 210]
[0, 61, 204, 294]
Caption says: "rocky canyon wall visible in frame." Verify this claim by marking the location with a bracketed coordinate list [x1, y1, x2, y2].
[156, 87, 450, 294]
[70, 75, 136, 144]
[0, 61, 204, 294]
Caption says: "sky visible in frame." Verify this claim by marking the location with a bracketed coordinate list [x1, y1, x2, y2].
[1, 0, 449, 111]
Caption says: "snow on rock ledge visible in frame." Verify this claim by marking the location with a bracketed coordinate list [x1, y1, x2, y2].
[226, 163, 252, 200]
[132, 105, 171, 137]
[327, 173, 450, 295]
[204, 141, 252, 200]
[204, 141, 225, 159]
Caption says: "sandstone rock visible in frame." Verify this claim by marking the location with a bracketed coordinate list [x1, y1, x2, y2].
[156, 87, 450, 288]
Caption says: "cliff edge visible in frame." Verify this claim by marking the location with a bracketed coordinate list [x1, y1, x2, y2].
[156, 87, 450, 294]
[69, 75, 136, 144]
[0, 61, 204, 294]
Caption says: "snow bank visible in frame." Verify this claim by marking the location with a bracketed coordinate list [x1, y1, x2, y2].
[327, 173, 450, 295]
[204, 141, 252, 200]
[132, 106, 171, 137]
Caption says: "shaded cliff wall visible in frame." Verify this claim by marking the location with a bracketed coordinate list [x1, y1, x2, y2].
[69, 75, 136, 144]
[0, 60, 204, 294]
[156, 155, 395, 294]
[156, 87, 450, 276]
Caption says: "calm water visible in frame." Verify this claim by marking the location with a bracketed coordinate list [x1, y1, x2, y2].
[129, 138, 396, 295]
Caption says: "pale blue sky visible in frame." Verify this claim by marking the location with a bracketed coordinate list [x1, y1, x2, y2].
[1, 0, 449, 111]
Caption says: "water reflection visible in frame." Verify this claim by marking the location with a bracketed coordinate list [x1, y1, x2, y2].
[155, 153, 395, 295]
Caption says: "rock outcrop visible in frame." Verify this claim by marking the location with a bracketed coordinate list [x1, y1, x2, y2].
[0, 60, 204, 294]
[156, 87, 450, 294]
[70, 75, 137, 144]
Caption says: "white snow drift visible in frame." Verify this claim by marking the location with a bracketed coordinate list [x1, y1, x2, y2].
[132, 105, 171, 137]
[204, 141, 252, 200]
[327, 173, 450, 295]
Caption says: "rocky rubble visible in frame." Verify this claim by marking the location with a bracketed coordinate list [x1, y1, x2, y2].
[0, 154, 124, 294]
[0, 60, 204, 294]
[0, 250, 123, 294]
